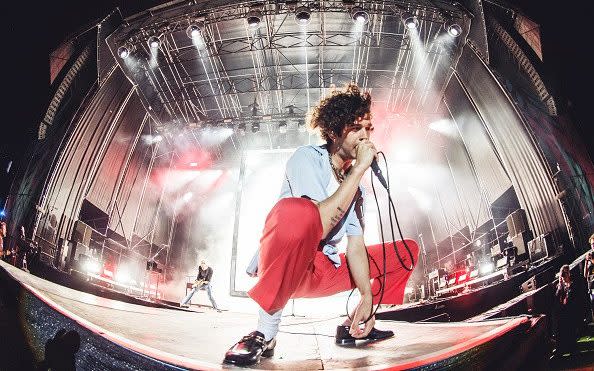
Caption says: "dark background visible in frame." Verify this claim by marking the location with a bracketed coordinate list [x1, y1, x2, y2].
[2, 1, 592, 211]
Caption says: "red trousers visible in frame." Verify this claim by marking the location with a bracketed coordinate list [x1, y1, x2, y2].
[248, 198, 419, 313]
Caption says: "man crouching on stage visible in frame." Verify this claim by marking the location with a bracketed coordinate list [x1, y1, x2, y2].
[224, 84, 418, 366]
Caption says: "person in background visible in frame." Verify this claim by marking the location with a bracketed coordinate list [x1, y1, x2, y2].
[0, 221, 6, 259]
[180, 260, 221, 312]
[584, 253, 594, 320]
[554, 265, 590, 356]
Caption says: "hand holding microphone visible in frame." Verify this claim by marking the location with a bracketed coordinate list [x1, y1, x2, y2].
[355, 140, 389, 190]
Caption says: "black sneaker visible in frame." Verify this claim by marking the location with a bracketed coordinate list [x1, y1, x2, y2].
[335, 325, 394, 345]
[223, 331, 276, 366]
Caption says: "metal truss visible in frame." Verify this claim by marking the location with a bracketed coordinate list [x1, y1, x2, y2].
[108, 0, 470, 146]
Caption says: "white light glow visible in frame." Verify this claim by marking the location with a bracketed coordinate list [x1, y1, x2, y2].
[115, 268, 131, 284]
[182, 192, 194, 202]
[84, 260, 101, 274]
[407, 186, 433, 211]
[428, 119, 458, 137]
[197, 127, 233, 147]
[479, 262, 494, 275]
[392, 142, 417, 162]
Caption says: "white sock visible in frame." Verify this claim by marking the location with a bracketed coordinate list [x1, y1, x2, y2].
[256, 308, 283, 341]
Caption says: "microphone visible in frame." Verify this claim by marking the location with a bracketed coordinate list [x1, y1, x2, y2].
[371, 158, 389, 190]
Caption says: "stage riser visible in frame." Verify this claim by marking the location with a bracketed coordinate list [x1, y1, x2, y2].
[377, 271, 528, 322]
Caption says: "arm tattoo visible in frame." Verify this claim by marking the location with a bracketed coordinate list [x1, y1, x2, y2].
[330, 206, 346, 227]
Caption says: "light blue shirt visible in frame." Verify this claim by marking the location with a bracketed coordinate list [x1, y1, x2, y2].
[246, 145, 364, 275]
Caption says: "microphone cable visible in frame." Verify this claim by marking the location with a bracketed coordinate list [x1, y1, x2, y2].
[345, 151, 416, 326]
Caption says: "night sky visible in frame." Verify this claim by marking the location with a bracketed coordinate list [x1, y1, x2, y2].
[2, 1, 592, 209]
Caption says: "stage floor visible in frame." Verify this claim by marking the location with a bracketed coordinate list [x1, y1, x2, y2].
[1, 260, 541, 370]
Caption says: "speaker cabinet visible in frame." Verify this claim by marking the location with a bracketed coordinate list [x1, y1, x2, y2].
[512, 230, 533, 256]
[506, 208, 529, 237]
[528, 233, 554, 263]
[72, 220, 92, 248]
[490, 243, 502, 257]
[520, 265, 556, 293]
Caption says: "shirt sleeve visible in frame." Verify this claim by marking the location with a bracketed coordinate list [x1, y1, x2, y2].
[283, 147, 327, 202]
[206, 267, 213, 281]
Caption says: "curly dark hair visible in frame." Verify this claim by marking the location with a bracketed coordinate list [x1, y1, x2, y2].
[309, 83, 372, 144]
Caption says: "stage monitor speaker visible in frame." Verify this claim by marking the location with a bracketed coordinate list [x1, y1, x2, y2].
[490, 243, 502, 257]
[506, 209, 529, 237]
[512, 230, 533, 256]
[521, 276, 537, 293]
[541, 233, 555, 257]
[528, 233, 554, 263]
[496, 256, 508, 269]
[520, 265, 556, 293]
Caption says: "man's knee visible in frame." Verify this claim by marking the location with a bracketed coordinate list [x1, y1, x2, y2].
[271, 198, 321, 238]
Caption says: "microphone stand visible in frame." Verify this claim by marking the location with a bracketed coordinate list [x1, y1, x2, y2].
[419, 233, 429, 299]
[282, 298, 305, 318]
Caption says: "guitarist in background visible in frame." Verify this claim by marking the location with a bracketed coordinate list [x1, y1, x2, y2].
[180, 260, 221, 312]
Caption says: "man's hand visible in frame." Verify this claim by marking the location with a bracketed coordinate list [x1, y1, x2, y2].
[353, 139, 377, 172]
[349, 294, 375, 338]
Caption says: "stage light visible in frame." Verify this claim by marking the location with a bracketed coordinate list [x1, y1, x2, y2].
[189, 162, 198, 167]
[84, 260, 101, 274]
[0, 210, 5, 217]
[154, 134, 163, 142]
[402, 12, 418, 29]
[246, 9, 262, 29]
[117, 46, 130, 59]
[474, 239, 482, 247]
[278, 121, 287, 133]
[251, 122, 260, 133]
[147, 36, 160, 49]
[295, 6, 311, 26]
[445, 19, 462, 37]
[351, 6, 369, 24]
[186, 24, 202, 39]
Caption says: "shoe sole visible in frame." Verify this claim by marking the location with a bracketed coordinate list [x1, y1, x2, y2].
[223, 348, 274, 366]
[262, 348, 275, 357]
[335, 335, 394, 345]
